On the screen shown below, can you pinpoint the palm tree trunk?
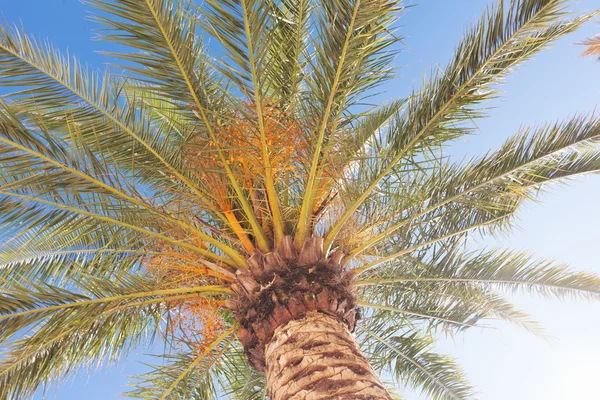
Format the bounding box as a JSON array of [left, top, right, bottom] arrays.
[[265, 311, 392, 400]]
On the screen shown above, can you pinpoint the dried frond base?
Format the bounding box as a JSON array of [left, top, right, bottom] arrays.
[[226, 236, 358, 371]]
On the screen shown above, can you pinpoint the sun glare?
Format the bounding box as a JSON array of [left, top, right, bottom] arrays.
[[555, 359, 599, 400]]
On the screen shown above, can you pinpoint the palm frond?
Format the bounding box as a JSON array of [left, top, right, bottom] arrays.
[[0, 237, 145, 284], [296, 0, 402, 247], [358, 301, 483, 331], [87, 0, 270, 249], [0, 279, 164, 399], [0, 191, 236, 272], [264, 0, 312, 109], [351, 114, 600, 259], [88, 0, 214, 108], [0, 270, 230, 341], [324, 0, 596, 250], [128, 327, 235, 400], [482, 292, 544, 336], [357, 241, 548, 335], [218, 344, 267, 400], [358, 322, 473, 400], [0, 22, 218, 206], [359, 269, 542, 336], [357, 248, 600, 300], [126, 353, 221, 400], [0, 101, 238, 254]]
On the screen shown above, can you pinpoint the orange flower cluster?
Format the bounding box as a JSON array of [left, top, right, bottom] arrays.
[[167, 297, 226, 356], [187, 103, 308, 209], [146, 240, 229, 354], [221, 104, 308, 185], [147, 239, 232, 285]]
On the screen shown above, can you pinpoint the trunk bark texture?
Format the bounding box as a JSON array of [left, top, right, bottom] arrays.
[[265, 311, 392, 400]]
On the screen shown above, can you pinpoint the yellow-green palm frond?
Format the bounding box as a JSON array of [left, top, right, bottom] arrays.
[[1, 0, 600, 399]]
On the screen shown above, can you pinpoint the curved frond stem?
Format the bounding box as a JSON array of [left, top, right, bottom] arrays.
[[295, 0, 362, 248], [324, 1, 588, 251], [354, 215, 507, 276], [0, 191, 238, 275], [222, 209, 257, 253], [357, 301, 480, 329], [241, 0, 286, 245], [0, 135, 246, 263], [0, 285, 232, 321], [348, 118, 600, 259], [159, 326, 235, 400], [357, 322, 465, 400], [138, 0, 267, 251]]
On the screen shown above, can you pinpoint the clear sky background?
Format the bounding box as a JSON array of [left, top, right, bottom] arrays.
[[0, 0, 598, 399]]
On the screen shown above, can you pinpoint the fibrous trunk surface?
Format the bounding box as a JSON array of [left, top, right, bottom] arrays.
[[227, 236, 358, 371], [265, 311, 392, 400], [227, 235, 392, 398]]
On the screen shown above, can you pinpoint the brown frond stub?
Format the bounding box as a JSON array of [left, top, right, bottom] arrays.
[[226, 236, 359, 371]]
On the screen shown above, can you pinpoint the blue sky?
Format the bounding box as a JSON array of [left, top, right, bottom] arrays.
[[1, 0, 599, 399]]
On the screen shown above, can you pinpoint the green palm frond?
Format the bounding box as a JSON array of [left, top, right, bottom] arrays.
[[0, 178, 147, 283], [0, 190, 236, 269], [358, 322, 473, 400], [481, 293, 544, 336], [198, 0, 277, 95], [0, 10, 251, 247], [0, 271, 230, 399], [0, 271, 230, 341], [126, 328, 236, 400], [358, 262, 544, 336], [324, 0, 596, 250], [358, 248, 600, 300], [0, 25, 179, 174], [356, 241, 600, 339], [358, 300, 485, 331], [126, 337, 265, 400], [262, 0, 312, 109], [126, 353, 221, 400], [296, 0, 403, 246], [88, 0, 215, 109], [218, 345, 267, 400], [0, 244, 146, 283], [0, 308, 155, 399], [350, 114, 600, 261], [0, 296, 153, 398]]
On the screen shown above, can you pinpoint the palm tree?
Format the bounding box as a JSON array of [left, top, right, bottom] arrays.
[[1, 0, 599, 398]]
